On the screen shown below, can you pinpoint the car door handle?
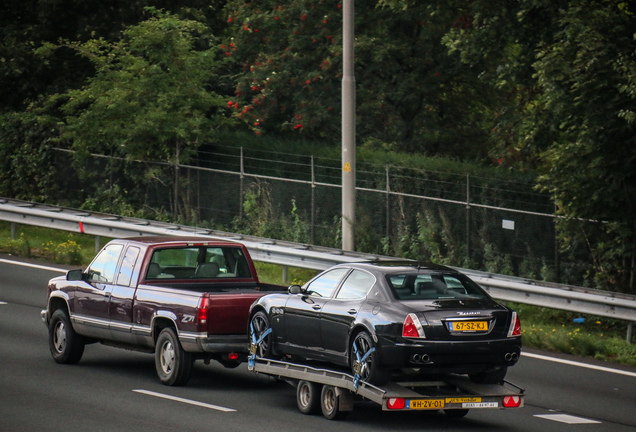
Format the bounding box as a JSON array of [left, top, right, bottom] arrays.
[[312, 305, 322, 310], [347, 309, 357, 314]]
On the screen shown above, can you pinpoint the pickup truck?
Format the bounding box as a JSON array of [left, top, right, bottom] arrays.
[[41, 236, 285, 386]]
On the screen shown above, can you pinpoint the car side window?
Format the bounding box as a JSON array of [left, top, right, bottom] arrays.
[[87, 244, 124, 283], [336, 269, 375, 299], [305, 268, 350, 298]]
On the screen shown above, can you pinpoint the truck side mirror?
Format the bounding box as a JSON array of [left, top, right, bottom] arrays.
[[288, 285, 302, 294], [66, 269, 85, 281]]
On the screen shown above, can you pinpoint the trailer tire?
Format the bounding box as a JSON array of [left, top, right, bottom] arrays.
[[296, 380, 321, 415], [350, 331, 390, 386], [320, 385, 349, 420], [249, 311, 273, 358], [155, 327, 192, 386], [445, 409, 469, 418], [49, 309, 85, 364]]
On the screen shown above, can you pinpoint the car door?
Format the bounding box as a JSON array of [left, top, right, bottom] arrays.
[[320, 269, 376, 359], [283, 268, 350, 352], [72, 243, 124, 339]]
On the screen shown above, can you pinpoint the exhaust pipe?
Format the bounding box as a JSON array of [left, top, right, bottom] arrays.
[[410, 354, 431, 364], [505, 352, 519, 362]]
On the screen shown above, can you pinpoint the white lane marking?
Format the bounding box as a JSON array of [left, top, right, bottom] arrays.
[[0, 302, 6, 305], [535, 414, 601, 424], [133, 389, 236, 412], [523, 352, 636, 378], [0, 258, 66, 273]]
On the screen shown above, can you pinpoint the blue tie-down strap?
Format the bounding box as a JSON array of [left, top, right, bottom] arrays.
[[248, 323, 272, 370], [352, 341, 375, 390]]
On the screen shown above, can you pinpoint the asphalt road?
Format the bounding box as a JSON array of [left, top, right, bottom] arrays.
[[1, 257, 635, 432]]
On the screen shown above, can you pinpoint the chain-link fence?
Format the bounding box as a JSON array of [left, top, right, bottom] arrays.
[[53, 145, 591, 285]]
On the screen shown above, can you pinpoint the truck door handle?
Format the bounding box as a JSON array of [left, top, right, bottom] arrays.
[[312, 305, 322, 310], [347, 309, 357, 314]]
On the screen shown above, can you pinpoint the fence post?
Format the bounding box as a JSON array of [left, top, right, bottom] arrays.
[[386, 165, 391, 242], [466, 174, 471, 262], [239, 147, 244, 220], [311, 155, 316, 245]]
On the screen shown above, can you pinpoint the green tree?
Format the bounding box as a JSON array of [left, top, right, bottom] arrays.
[[38, 9, 232, 219], [223, 0, 494, 159]]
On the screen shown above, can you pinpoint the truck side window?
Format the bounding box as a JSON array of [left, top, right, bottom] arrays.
[[116, 246, 140, 286], [87, 244, 124, 283]]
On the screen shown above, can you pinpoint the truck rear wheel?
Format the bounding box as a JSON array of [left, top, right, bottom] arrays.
[[155, 327, 192, 386], [49, 309, 84, 364], [297, 380, 321, 415]]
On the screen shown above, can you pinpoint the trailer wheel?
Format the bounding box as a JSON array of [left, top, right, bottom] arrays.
[[249, 311, 272, 358], [444, 409, 469, 418], [296, 380, 321, 415], [49, 309, 84, 364], [320, 385, 349, 420], [155, 327, 192, 386]]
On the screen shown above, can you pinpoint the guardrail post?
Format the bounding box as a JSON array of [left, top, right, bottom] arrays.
[[95, 236, 101, 254], [628, 322, 633, 344], [11, 222, 16, 240], [281, 265, 289, 285]]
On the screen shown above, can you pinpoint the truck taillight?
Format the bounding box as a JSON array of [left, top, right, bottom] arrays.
[[403, 313, 425, 338], [507, 312, 521, 337], [197, 295, 211, 325]]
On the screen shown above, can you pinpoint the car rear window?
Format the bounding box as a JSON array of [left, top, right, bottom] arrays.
[[387, 273, 489, 300]]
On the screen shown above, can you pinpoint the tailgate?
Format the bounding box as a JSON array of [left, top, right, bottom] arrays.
[[206, 292, 266, 334]]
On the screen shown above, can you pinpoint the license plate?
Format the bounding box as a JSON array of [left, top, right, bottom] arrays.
[[448, 321, 488, 332], [408, 399, 445, 410]]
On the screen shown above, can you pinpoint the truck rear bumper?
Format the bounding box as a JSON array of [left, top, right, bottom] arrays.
[[180, 332, 250, 354]]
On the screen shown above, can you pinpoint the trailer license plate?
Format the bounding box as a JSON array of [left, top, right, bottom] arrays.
[[449, 321, 488, 332], [408, 399, 445, 410]]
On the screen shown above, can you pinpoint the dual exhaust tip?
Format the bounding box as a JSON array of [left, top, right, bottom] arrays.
[[410, 352, 518, 364]]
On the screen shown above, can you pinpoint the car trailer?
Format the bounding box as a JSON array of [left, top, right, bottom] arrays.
[[248, 357, 525, 420]]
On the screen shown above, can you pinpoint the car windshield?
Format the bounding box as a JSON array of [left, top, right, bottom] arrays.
[[387, 272, 489, 301]]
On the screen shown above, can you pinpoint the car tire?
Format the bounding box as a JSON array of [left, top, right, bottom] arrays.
[[249, 310, 273, 359], [296, 380, 322, 415], [350, 331, 391, 386], [469, 366, 508, 384], [155, 327, 192, 386], [49, 309, 85, 364]]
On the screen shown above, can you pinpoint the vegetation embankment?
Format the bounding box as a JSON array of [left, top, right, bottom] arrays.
[[2, 222, 634, 367]]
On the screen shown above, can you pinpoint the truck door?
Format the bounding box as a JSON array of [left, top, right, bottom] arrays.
[[108, 245, 141, 344], [72, 243, 124, 340]]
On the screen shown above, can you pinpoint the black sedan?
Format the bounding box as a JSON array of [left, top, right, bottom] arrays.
[[249, 261, 521, 386]]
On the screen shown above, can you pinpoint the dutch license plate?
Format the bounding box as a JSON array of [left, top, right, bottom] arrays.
[[449, 321, 488, 332], [408, 399, 445, 410]]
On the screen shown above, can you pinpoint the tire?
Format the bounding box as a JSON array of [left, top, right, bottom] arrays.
[[49, 309, 84, 364], [155, 327, 192, 386], [320, 385, 349, 420], [469, 366, 508, 384], [350, 331, 390, 386], [444, 409, 469, 418], [249, 311, 272, 358], [296, 380, 322, 415]]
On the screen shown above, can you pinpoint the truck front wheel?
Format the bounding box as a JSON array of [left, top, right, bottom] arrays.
[[49, 309, 84, 364], [155, 327, 192, 386]]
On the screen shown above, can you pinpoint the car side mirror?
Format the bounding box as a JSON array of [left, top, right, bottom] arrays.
[[288, 284, 302, 294], [66, 269, 85, 281]]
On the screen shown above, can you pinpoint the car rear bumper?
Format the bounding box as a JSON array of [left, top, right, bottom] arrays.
[[377, 337, 522, 371]]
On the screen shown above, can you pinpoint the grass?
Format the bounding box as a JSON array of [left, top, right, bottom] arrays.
[[2, 221, 634, 367]]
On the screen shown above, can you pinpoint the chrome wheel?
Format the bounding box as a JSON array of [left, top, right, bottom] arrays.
[[159, 340, 176, 375], [53, 321, 67, 354]]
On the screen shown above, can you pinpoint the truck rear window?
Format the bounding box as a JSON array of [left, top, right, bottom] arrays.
[[146, 246, 252, 280]]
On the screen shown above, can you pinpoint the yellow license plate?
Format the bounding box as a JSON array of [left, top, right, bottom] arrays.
[[408, 399, 445, 410], [449, 321, 488, 332]]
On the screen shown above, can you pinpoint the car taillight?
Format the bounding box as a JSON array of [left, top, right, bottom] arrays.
[[403, 313, 425, 338], [507, 312, 521, 337], [197, 294, 211, 325]]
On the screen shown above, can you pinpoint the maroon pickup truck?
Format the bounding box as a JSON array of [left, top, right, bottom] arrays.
[[41, 236, 285, 385]]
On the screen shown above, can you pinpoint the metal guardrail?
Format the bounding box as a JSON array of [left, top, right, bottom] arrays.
[[1, 197, 634, 342]]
